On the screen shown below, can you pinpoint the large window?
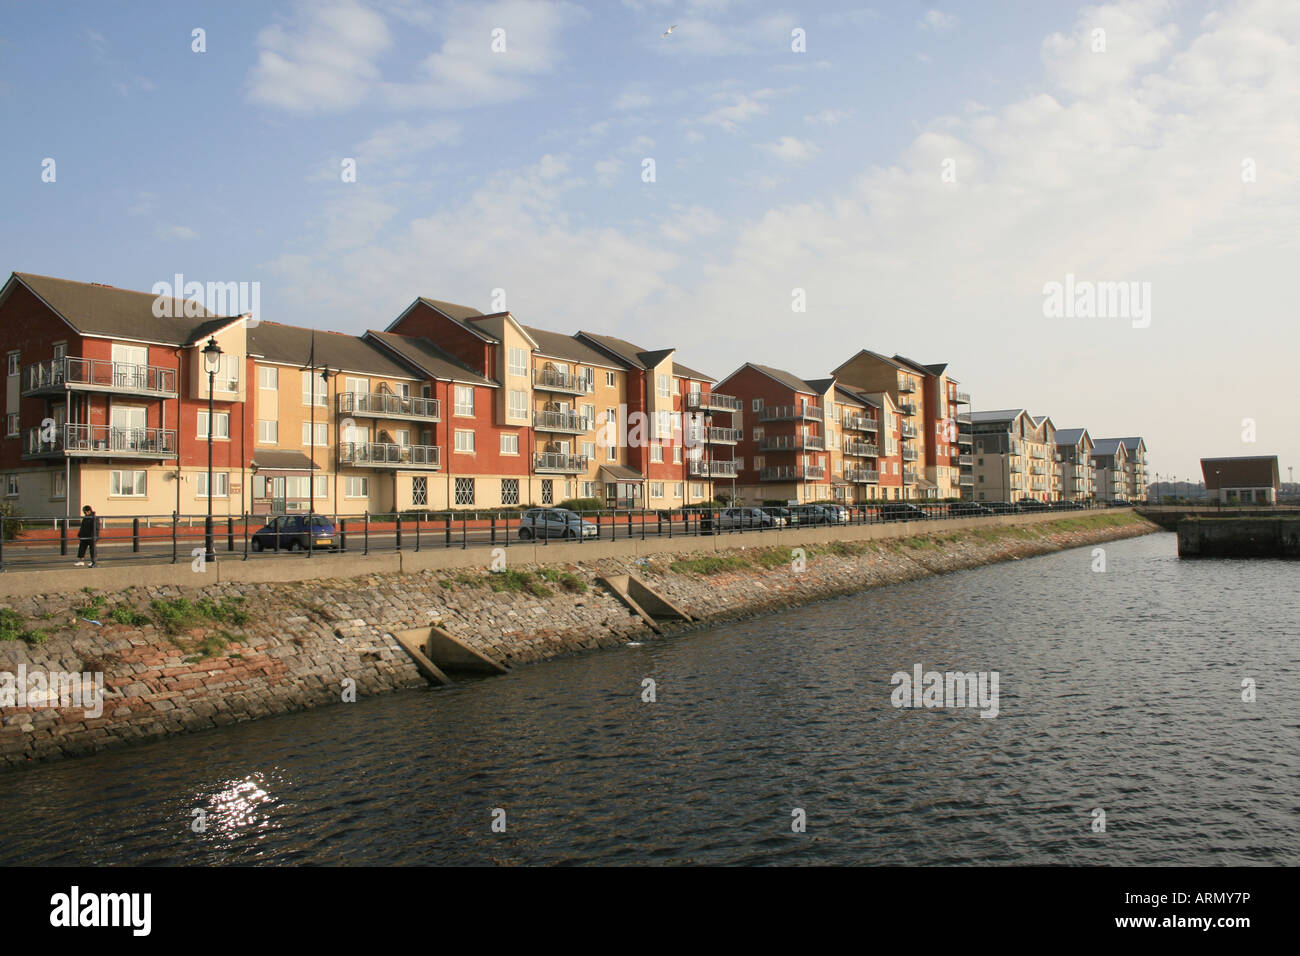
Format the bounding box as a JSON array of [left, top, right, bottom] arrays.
[[657, 374, 671, 398], [508, 389, 528, 420], [52, 471, 66, 499], [454, 385, 474, 416], [257, 419, 278, 444], [455, 429, 475, 453], [454, 477, 474, 506], [110, 470, 147, 497], [5, 413, 16, 437], [501, 433, 519, 455], [649, 482, 664, 498], [508, 347, 528, 377], [258, 366, 278, 390], [198, 410, 230, 439], [301, 370, 328, 406], [346, 476, 369, 498], [196, 472, 229, 498], [301, 422, 328, 446], [501, 478, 519, 505]]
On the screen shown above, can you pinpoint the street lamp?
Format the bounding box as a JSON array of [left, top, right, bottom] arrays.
[[202, 336, 222, 563]]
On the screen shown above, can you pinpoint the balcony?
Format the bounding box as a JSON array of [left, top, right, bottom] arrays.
[[846, 467, 879, 483], [338, 391, 440, 422], [1030, 465, 1046, 475], [1030, 448, 1046, 459], [955, 411, 972, 424], [25, 423, 177, 459], [897, 379, 916, 393], [897, 402, 918, 416], [758, 404, 821, 422], [24, 357, 177, 399], [688, 458, 739, 477], [960, 474, 974, 486], [533, 410, 591, 434], [687, 426, 743, 445], [957, 430, 973, 446], [686, 391, 743, 413], [958, 454, 973, 467], [760, 465, 825, 482], [1009, 461, 1024, 473], [534, 452, 589, 474], [759, 434, 824, 452], [843, 415, 879, 432], [533, 368, 593, 395], [904, 468, 920, 483], [338, 442, 441, 469], [844, 441, 879, 457], [900, 423, 918, 438], [902, 447, 918, 462], [954, 390, 971, 404]]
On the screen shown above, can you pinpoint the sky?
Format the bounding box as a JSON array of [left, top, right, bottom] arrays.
[[2, 0, 1297, 483]]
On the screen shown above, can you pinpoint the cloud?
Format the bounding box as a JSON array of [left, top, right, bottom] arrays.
[[159, 225, 200, 241], [247, 0, 583, 112], [697, 89, 775, 131], [804, 109, 850, 126], [758, 136, 819, 163], [919, 10, 959, 32], [660, 205, 723, 242]]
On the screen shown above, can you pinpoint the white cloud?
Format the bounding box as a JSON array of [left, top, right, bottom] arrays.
[[698, 89, 775, 131], [804, 109, 850, 126], [919, 10, 959, 32], [759, 136, 819, 163], [159, 225, 200, 241], [660, 205, 723, 242]]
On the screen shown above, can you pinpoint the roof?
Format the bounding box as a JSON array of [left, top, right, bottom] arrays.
[[1054, 428, 1090, 446], [747, 363, 821, 395], [891, 354, 935, 377], [1091, 438, 1126, 457], [523, 326, 620, 369], [832, 349, 907, 375], [803, 377, 836, 395], [251, 450, 319, 471], [6, 271, 236, 346], [600, 463, 644, 481], [970, 409, 1027, 424], [671, 361, 715, 383], [833, 385, 870, 407], [418, 296, 486, 325], [1201, 456, 1279, 489], [385, 297, 494, 340], [248, 323, 415, 379], [1117, 437, 1146, 453], [576, 331, 670, 371], [366, 332, 495, 386]]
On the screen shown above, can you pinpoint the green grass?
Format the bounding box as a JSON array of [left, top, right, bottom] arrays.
[[537, 567, 588, 593], [668, 554, 753, 575], [110, 605, 152, 627], [489, 568, 553, 597], [0, 607, 47, 645], [73, 594, 106, 619], [149, 596, 249, 634]]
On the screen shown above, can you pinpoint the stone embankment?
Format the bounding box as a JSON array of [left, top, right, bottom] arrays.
[[0, 512, 1158, 769]]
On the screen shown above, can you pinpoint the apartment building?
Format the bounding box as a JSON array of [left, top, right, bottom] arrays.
[[1028, 415, 1058, 501], [832, 351, 971, 499], [716, 364, 834, 505], [1115, 437, 1148, 501], [1090, 438, 1130, 502], [826, 386, 882, 503], [969, 409, 1041, 503], [0, 272, 250, 518], [1053, 428, 1095, 500]]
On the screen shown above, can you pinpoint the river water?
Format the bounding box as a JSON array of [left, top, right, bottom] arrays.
[[2, 532, 1296, 866]]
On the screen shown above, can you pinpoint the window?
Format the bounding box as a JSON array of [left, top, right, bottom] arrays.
[[258, 420, 278, 444], [301, 370, 328, 406], [5, 475, 17, 497], [501, 478, 520, 505], [314, 475, 328, 499], [582, 481, 598, 498], [301, 422, 328, 446], [752, 398, 762, 411], [51, 471, 66, 499], [197, 411, 230, 439], [454, 385, 474, 416], [285, 476, 311, 498], [581, 441, 595, 460], [753, 427, 764, 441], [541, 479, 553, 505], [650, 445, 663, 463], [258, 366, 278, 390], [673, 446, 682, 464], [508, 389, 528, 420], [657, 374, 671, 398], [110, 470, 147, 497], [508, 347, 528, 377], [754, 456, 765, 469], [650, 482, 664, 498], [673, 483, 683, 498], [454, 477, 474, 506], [346, 476, 370, 498], [501, 433, 520, 455], [691, 483, 704, 498], [605, 370, 615, 387], [607, 443, 617, 462], [196, 472, 229, 498], [215, 354, 240, 392], [5, 413, 16, 437], [455, 429, 475, 453], [413, 476, 429, 506], [656, 410, 671, 438], [581, 403, 596, 423], [344, 376, 369, 396], [7, 352, 19, 376]]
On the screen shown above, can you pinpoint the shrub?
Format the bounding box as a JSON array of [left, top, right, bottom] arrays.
[[0, 607, 48, 645], [0, 502, 23, 541], [556, 497, 603, 513]]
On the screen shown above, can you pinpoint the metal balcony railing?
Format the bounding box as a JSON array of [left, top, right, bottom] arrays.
[[758, 404, 821, 422], [901, 423, 918, 438], [533, 452, 589, 473], [845, 467, 879, 483], [24, 357, 177, 396], [533, 368, 594, 394], [686, 391, 743, 412], [843, 415, 879, 432], [688, 458, 739, 477], [25, 423, 178, 458], [337, 391, 440, 420], [844, 441, 879, 457], [687, 426, 743, 444], [954, 390, 971, 404], [338, 442, 441, 468], [759, 434, 824, 451], [759, 465, 825, 481], [902, 448, 918, 461], [533, 410, 591, 433]]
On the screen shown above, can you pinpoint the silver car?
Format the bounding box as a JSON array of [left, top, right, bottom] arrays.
[[516, 507, 599, 540], [718, 507, 781, 529]]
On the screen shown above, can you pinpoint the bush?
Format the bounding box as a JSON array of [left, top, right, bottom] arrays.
[[0, 502, 23, 541], [0, 607, 47, 645], [556, 497, 603, 513]]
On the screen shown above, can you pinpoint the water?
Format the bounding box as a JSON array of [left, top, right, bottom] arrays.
[[2, 532, 1296, 865]]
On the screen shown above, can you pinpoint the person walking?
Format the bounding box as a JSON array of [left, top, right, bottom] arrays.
[[75, 504, 98, 567]]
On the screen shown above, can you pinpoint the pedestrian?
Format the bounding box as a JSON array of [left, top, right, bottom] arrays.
[[75, 504, 98, 567]]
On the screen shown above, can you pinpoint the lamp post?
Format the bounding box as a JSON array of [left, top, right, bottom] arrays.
[[202, 337, 222, 563]]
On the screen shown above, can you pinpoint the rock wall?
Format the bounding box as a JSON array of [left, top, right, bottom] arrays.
[[0, 513, 1159, 769]]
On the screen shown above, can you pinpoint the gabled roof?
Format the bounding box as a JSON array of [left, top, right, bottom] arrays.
[[1091, 438, 1127, 457], [249, 323, 416, 378], [970, 409, 1027, 424], [522, 326, 618, 369], [575, 331, 671, 371], [4, 271, 239, 347], [1201, 456, 1279, 489], [923, 362, 953, 380], [1054, 427, 1091, 447], [832, 349, 907, 375], [743, 363, 821, 395], [365, 331, 496, 386], [891, 354, 936, 377], [671, 361, 715, 383], [833, 385, 871, 407], [803, 377, 836, 395], [385, 297, 495, 341], [1117, 437, 1146, 454]]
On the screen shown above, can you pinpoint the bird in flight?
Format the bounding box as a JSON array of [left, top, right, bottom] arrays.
[[662, 24, 677, 38]]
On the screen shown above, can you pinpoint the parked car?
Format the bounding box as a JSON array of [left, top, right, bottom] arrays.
[[822, 504, 852, 523], [948, 501, 993, 517], [1016, 499, 1050, 512], [790, 504, 835, 525], [760, 506, 794, 527], [878, 502, 928, 522], [983, 501, 1017, 515], [1050, 500, 1086, 510], [516, 507, 599, 540], [1108, 499, 1132, 508], [251, 514, 337, 552], [718, 507, 780, 529]]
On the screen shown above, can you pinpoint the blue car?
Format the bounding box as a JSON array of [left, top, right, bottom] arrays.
[[251, 514, 337, 552]]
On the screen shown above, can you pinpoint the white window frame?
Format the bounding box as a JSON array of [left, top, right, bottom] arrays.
[[110, 470, 147, 497], [501, 433, 519, 455], [196, 472, 230, 498], [455, 429, 475, 453], [197, 410, 230, 440], [346, 476, 370, 498], [508, 347, 528, 377], [5, 412, 17, 437], [301, 421, 328, 446], [258, 366, 278, 391], [257, 419, 278, 444], [454, 385, 474, 417]]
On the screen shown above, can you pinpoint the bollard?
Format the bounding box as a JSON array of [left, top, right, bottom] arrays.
[[227, 516, 235, 551], [415, 515, 421, 552], [445, 513, 452, 548], [171, 513, 178, 563], [363, 513, 370, 555], [132, 517, 140, 553], [60, 518, 68, 556], [339, 518, 347, 552], [395, 516, 402, 551]]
